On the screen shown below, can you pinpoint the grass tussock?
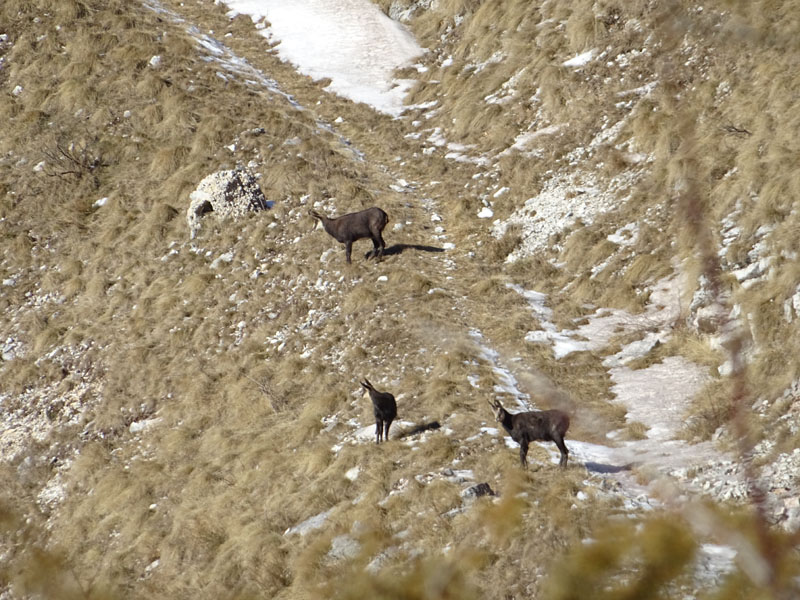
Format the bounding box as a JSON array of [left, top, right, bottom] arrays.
[[543, 516, 697, 599], [682, 379, 739, 442]]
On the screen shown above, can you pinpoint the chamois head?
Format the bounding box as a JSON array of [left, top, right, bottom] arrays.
[[487, 398, 507, 423]]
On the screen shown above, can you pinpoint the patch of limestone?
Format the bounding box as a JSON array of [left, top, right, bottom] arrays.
[[186, 168, 271, 238]]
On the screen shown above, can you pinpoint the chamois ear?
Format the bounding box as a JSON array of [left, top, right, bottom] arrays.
[[309, 209, 321, 230]]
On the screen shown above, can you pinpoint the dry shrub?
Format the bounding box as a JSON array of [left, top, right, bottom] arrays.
[[623, 420, 649, 441], [543, 516, 697, 599], [564, 1, 600, 51], [621, 248, 671, 291], [682, 379, 738, 442], [181, 272, 216, 296], [149, 145, 191, 179], [141, 203, 180, 242], [486, 223, 522, 262], [342, 282, 380, 314]]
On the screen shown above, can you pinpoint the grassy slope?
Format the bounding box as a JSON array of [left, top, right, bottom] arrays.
[[1, 0, 799, 598], [393, 0, 800, 395], [387, 0, 800, 445]]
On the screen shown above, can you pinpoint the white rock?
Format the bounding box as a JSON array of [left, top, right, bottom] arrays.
[[129, 417, 163, 434], [186, 169, 271, 239], [327, 535, 360, 562], [144, 559, 160, 574], [210, 251, 234, 269], [284, 509, 332, 536]]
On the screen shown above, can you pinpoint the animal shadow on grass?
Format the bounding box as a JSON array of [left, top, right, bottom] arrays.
[[584, 461, 635, 474], [366, 243, 445, 259]]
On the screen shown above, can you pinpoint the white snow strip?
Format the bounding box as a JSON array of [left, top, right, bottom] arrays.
[[500, 125, 562, 156], [469, 329, 531, 410], [225, 0, 423, 116], [562, 49, 595, 67]]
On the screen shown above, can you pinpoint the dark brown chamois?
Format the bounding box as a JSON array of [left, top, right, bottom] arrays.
[[360, 379, 397, 443], [487, 398, 570, 468], [309, 207, 389, 263]]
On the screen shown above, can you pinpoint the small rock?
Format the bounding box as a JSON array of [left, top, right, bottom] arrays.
[[210, 251, 234, 269], [461, 482, 496, 501], [326, 535, 360, 562]]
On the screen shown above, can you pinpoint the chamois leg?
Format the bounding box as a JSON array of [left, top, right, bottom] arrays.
[[345, 241, 353, 264], [375, 419, 383, 443], [372, 233, 386, 261], [384, 419, 392, 442], [367, 237, 379, 259], [519, 439, 529, 468], [554, 436, 569, 469]]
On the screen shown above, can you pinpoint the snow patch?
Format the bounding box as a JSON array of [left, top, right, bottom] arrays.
[[562, 49, 596, 67], [225, 0, 423, 116]]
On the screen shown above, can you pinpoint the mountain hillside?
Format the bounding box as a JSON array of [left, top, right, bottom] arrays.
[[1, 0, 799, 598]]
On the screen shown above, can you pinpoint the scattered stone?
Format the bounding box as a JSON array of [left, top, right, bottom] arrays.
[[284, 509, 332, 537], [129, 417, 163, 434], [210, 251, 234, 269], [461, 482, 496, 501]]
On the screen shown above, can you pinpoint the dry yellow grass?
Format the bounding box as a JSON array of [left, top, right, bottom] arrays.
[[2, 0, 800, 598]]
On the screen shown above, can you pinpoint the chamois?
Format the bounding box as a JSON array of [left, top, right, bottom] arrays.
[[360, 379, 397, 444], [309, 207, 389, 263], [487, 399, 570, 468]]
